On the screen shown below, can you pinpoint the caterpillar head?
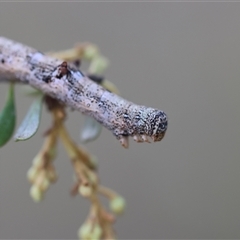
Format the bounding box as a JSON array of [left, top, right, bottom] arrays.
[[118, 108, 168, 148], [147, 109, 168, 142]]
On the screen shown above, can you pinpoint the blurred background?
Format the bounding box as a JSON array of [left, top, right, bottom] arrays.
[[1, 2, 240, 239]]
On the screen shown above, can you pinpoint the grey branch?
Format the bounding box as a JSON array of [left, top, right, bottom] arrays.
[[0, 37, 168, 148]]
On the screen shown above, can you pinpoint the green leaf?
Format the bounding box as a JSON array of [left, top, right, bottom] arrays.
[[14, 94, 43, 141], [80, 116, 102, 143], [0, 83, 16, 147]]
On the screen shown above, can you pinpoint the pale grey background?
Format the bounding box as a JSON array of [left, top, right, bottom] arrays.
[[1, 2, 240, 239]]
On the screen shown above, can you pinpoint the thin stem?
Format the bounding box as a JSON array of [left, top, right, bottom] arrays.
[[58, 122, 93, 169]]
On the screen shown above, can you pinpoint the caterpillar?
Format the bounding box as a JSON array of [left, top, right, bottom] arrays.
[[0, 37, 168, 148]]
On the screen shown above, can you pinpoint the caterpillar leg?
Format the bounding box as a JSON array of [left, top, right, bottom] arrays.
[[119, 136, 129, 148]]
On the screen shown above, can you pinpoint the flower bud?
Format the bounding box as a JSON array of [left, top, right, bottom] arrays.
[[41, 178, 50, 191], [83, 45, 99, 61], [30, 185, 43, 202], [91, 224, 102, 240], [32, 154, 42, 167], [110, 196, 126, 215], [89, 56, 109, 75], [78, 184, 93, 197], [78, 223, 92, 239], [27, 167, 38, 182]]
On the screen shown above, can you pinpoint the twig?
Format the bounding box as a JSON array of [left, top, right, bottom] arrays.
[[0, 37, 168, 148]]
